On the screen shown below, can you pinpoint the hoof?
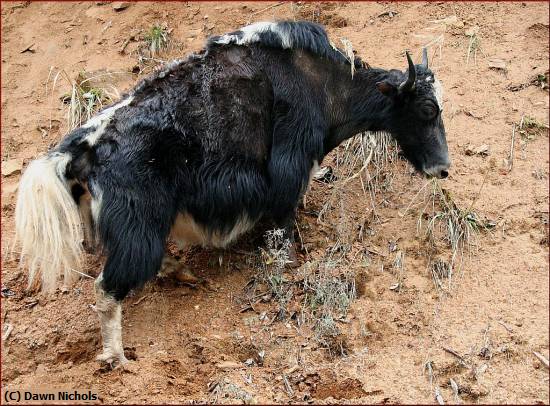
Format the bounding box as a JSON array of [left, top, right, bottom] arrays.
[[96, 351, 129, 369], [286, 244, 300, 268], [174, 267, 201, 285]]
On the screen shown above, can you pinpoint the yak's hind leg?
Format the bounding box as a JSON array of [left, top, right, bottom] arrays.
[[92, 185, 173, 367], [158, 255, 201, 285], [94, 274, 127, 365]]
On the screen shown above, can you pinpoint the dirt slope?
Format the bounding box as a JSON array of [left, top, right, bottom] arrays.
[[1, 2, 549, 404]]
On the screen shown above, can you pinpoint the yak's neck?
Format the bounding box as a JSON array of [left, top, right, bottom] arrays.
[[324, 68, 393, 154]]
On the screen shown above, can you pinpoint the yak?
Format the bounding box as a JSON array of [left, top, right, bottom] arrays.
[[15, 21, 450, 366]]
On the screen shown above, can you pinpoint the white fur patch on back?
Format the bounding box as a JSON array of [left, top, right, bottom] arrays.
[[213, 22, 292, 49], [83, 96, 134, 146], [433, 78, 443, 110]]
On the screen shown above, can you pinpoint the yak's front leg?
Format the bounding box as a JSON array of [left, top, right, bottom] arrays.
[[268, 103, 325, 268]]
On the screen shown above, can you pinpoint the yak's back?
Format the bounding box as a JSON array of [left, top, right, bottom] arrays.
[[115, 46, 274, 163], [208, 20, 363, 69]]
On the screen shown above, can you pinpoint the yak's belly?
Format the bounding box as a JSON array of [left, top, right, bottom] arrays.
[[169, 213, 255, 249]]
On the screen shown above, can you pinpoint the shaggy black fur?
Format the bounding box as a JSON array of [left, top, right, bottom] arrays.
[[56, 21, 450, 301]]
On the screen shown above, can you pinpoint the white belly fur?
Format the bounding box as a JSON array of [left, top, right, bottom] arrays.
[[169, 213, 255, 249], [171, 160, 320, 249]]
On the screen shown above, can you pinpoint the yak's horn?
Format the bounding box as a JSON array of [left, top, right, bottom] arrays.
[[399, 51, 416, 92]]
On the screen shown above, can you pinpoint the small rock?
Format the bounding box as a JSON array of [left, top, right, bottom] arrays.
[[437, 15, 461, 27], [187, 30, 200, 38], [2, 159, 23, 177], [465, 25, 479, 36], [112, 2, 130, 11], [1, 182, 18, 201], [465, 144, 490, 156], [216, 361, 242, 370], [1, 287, 16, 298], [20, 43, 35, 53], [451, 20, 464, 28], [378, 10, 398, 18], [488, 58, 507, 71]]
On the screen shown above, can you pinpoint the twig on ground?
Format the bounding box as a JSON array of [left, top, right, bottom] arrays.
[[497, 320, 514, 333], [249, 1, 285, 17], [533, 351, 549, 369], [442, 346, 469, 366], [282, 374, 294, 397], [132, 295, 149, 306], [423, 360, 434, 386], [2, 324, 13, 342], [449, 378, 460, 403], [119, 38, 131, 54], [507, 123, 517, 171], [435, 386, 445, 405]]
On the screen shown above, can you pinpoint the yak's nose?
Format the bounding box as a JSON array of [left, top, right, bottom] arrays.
[[424, 161, 451, 179]]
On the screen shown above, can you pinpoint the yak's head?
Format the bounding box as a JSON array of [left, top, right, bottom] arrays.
[[376, 49, 450, 178]]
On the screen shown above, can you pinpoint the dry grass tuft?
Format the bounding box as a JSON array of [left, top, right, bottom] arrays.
[[430, 258, 452, 292], [53, 70, 122, 131], [304, 131, 400, 350], [132, 23, 182, 76], [301, 255, 356, 356], [466, 32, 481, 65], [259, 229, 294, 319], [402, 178, 494, 291], [144, 23, 170, 57], [518, 115, 549, 142], [318, 131, 399, 225]]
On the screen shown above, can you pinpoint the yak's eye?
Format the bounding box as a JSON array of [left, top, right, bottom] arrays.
[[419, 101, 438, 120]]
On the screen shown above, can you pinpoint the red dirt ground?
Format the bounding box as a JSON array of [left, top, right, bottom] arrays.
[[1, 2, 549, 404]]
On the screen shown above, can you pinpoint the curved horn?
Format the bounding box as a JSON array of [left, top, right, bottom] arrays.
[[399, 51, 416, 92], [421, 47, 429, 69]]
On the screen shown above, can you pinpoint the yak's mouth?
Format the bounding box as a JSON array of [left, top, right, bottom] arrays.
[[398, 149, 450, 179], [422, 161, 451, 179]]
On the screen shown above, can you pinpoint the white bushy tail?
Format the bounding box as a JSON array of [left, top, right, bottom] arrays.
[[14, 152, 84, 292]]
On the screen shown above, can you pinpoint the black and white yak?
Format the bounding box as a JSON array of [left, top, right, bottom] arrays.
[[15, 21, 450, 366]]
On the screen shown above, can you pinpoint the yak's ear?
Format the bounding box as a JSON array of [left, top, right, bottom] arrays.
[[376, 81, 398, 98]]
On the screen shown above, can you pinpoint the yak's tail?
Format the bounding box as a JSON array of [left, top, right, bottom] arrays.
[[14, 152, 84, 292]]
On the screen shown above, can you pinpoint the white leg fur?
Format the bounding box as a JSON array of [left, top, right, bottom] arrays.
[[94, 274, 128, 366]]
